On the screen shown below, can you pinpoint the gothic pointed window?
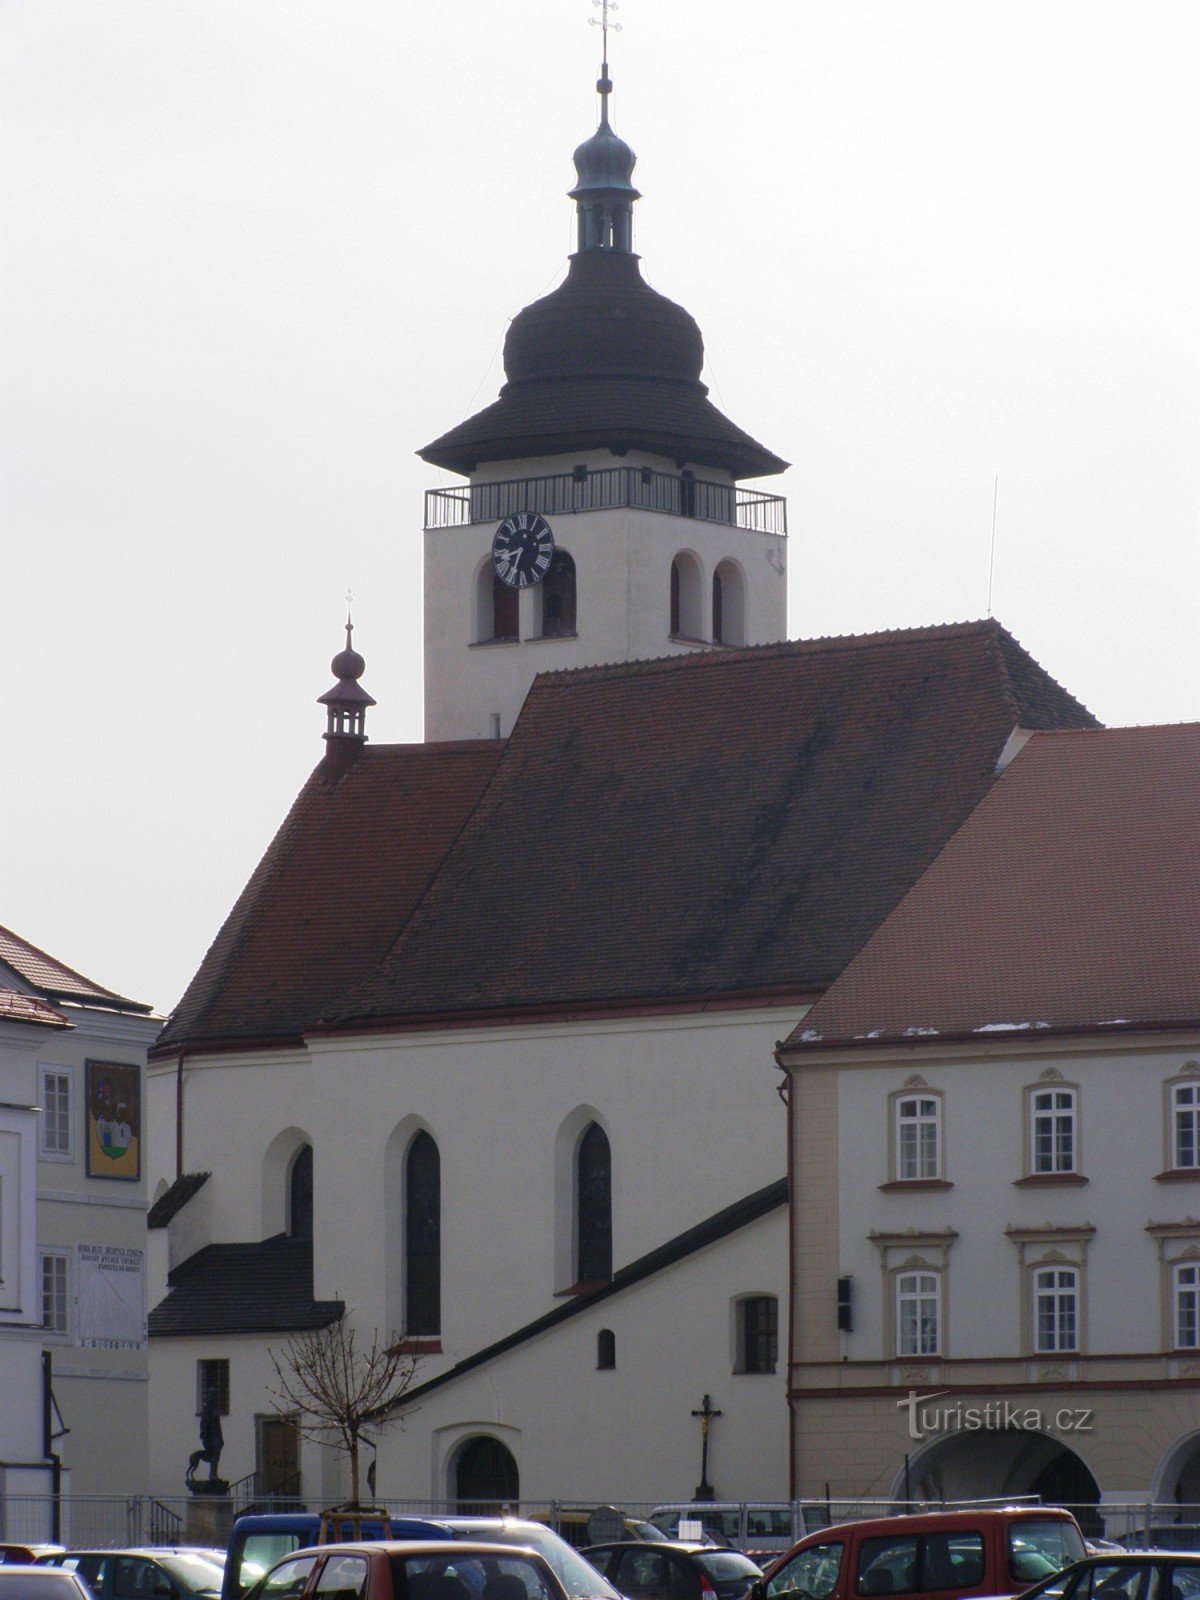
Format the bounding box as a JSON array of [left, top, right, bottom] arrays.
[[406, 1131, 441, 1336], [289, 1145, 313, 1240], [576, 1122, 612, 1284]]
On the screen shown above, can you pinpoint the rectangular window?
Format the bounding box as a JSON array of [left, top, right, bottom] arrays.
[[1174, 1084, 1200, 1170], [896, 1097, 940, 1181], [896, 1271, 940, 1357], [42, 1251, 69, 1335], [39, 1066, 74, 1161], [1033, 1266, 1078, 1352], [1176, 1264, 1200, 1349], [1031, 1089, 1076, 1174], [737, 1295, 779, 1373], [197, 1357, 230, 1414]]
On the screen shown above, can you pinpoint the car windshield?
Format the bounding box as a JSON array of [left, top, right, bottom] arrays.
[[1009, 1523, 1088, 1585], [159, 1556, 225, 1593], [696, 1556, 763, 1582], [439, 1525, 621, 1600]]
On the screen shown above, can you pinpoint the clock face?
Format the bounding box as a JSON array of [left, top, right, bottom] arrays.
[[492, 512, 555, 589]]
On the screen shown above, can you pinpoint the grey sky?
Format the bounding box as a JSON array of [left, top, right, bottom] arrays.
[[2, 1, 1197, 1015]]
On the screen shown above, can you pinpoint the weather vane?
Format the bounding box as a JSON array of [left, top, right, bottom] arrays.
[[590, 0, 621, 60]]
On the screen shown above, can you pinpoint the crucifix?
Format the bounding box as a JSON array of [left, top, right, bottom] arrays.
[[691, 1392, 722, 1502]]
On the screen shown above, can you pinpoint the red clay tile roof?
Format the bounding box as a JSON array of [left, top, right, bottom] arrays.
[[783, 722, 1200, 1050], [0, 924, 151, 1013], [155, 622, 1097, 1055], [333, 622, 1095, 1027], [0, 989, 70, 1028], [153, 740, 506, 1055]]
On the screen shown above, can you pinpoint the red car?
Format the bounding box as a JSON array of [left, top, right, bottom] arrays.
[[246, 1541, 570, 1600]]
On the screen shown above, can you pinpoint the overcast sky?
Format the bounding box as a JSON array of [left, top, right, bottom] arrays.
[[2, 1, 1197, 1017]]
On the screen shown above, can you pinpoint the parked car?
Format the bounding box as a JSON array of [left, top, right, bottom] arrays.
[[1016, 1550, 1200, 1600], [649, 1511, 799, 1561], [243, 1541, 571, 1600], [753, 1508, 1087, 1600], [37, 1550, 224, 1600], [539, 1514, 666, 1551], [584, 1541, 763, 1600], [0, 1570, 93, 1600], [223, 1514, 456, 1600], [434, 1520, 624, 1600], [1115, 1531, 1200, 1554]]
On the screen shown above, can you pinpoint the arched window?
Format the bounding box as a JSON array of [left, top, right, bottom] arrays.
[[289, 1145, 313, 1240], [670, 554, 702, 640], [453, 1434, 519, 1513], [405, 1131, 441, 1336], [537, 550, 577, 637], [713, 560, 746, 646], [597, 1328, 616, 1369], [576, 1122, 612, 1284], [476, 562, 519, 642]]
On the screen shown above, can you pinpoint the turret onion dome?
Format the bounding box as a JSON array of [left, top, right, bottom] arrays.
[[420, 67, 787, 483]]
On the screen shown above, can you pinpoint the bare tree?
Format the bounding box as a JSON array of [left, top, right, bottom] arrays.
[[268, 1317, 420, 1509]]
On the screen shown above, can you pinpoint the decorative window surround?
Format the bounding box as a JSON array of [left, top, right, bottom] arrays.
[[888, 1079, 945, 1184], [1146, 1218, 1200, 1350], [1024, 1071, 1082, 1178], [1006, 1223, 1094, 1357], [871, 1227, 958, 1362]]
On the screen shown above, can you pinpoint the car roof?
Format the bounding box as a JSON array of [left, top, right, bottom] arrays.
[[288, 1542, 542, 1560], [799, 1508, 1076, 1542], [585, 1544, 721, 1556], [1070, 1555, 1200, 1564]]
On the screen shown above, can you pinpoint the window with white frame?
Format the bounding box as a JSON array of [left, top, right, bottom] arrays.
[[41, 1250, 69, 1336], [1033, 1265, 1079, 1352], [1176, 1263, 1200, 1349], [1031, 1087, 1077, 1174], [39, 1065, 73, 1161], [1173, 1083, 1200, 1170], [896, 1271, 940, 1356], [896, 1096, 941, 1181]]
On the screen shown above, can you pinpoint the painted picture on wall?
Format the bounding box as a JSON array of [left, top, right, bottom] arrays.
[[85, 1059, 141, 1180]]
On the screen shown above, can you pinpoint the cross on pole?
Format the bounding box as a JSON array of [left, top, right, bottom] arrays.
[[691, 1393, 722, 1502]]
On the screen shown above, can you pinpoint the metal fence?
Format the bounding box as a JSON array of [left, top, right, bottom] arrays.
[[424, 468, 787, 537], [6, 1492, 1200, 1554]]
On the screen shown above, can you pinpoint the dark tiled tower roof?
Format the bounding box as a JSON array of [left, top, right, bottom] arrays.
[[419, 69, 786, 482]]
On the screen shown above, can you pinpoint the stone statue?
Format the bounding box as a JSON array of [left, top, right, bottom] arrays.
[[186, 1390, 228, 1494]]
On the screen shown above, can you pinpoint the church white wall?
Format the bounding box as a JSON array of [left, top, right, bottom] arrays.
[[302, 1008, 797, 1360], [423, 449, 787, 742], [378, 1204, 789, 1505]]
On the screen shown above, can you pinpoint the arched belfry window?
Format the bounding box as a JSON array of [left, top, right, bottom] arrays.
[[576, 1122, 612, 1284], [289, 1145, 313, 1241], [597, 1328, 616, 1369], [537, 551, 577, 638], [713, 560, 746, 646], [670, 554, 702, 640], [405, 1131, 441, 1336]]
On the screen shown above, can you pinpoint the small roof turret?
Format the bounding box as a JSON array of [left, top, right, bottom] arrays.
[[318, 612, 376, 782]]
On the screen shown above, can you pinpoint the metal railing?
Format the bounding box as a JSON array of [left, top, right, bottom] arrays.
[[425, 467, 786, 536]]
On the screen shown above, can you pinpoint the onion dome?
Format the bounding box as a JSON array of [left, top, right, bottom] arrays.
[[318, 615, 376, 780], [419, 66, 786, 482]]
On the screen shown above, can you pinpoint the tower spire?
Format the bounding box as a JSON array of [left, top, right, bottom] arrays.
[[573, 0, 638, 252]]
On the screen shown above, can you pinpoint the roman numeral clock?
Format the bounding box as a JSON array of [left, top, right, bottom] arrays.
[[492, 513, 555, 589]]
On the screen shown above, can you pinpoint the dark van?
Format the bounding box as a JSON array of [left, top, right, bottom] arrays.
[[754, 1508, 1087, 1600], [222, 1515, 452, 1600]]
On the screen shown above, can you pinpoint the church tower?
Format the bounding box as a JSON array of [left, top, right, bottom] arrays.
[[419, 50, 788, 743]]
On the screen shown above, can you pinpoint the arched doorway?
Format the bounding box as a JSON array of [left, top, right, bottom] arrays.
[[453, 1434, 520, 1513], [895, 1428, 1101, 1534]]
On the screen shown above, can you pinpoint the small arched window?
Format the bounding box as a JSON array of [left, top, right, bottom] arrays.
[[537, 550, 577, 637], [576, 1122, 612, 1285], [713, 560, 746, 646], [405, 1131, 441, 1335], [670, 554, 702, 640], [597, 1328, 616, 1369], [289, 1145, 313, 1241]]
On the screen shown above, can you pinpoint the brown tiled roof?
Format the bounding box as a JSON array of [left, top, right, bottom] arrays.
[[0, 923, 151, 1013], [152, 740, 506, 1055], [0, 989, 70, 1028], [332, 621, 1096, 1027], [783, 722, 1200, 1050], [156, 622, 1096, 1055]]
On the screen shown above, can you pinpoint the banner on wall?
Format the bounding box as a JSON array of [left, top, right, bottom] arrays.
[[85, 1059, 141, 1180]]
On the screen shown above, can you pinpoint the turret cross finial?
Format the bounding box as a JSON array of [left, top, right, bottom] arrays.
[[590, 0, 621, 66]]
